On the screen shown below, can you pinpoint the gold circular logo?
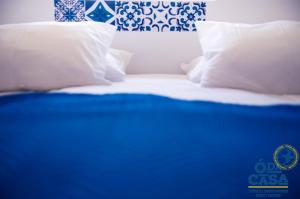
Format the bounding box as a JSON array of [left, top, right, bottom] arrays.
[[273, 144, 298, 170]]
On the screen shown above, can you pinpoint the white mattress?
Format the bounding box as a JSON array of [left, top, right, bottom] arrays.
[[2, 75, 300, 105]]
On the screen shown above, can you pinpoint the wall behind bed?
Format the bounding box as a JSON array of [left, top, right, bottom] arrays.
[[1, 0, 300, 74]]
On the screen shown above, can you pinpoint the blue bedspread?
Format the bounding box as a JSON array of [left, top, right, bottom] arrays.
[[0, 93, 299, 199]]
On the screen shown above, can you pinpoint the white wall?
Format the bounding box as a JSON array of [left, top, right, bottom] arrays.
[[0, 0, 54, 24], [207, 0, 300, 23], [0, 0, 299, 74]]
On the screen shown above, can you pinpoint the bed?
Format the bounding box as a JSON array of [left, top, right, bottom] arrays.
[[1, 74, 300, 199]]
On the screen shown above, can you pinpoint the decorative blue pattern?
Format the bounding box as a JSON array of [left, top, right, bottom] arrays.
[[177, 2, 206, 31], [86, 0, 115, 25], [54, 0, 85, 22], [115, 1, 144, 31], [54, 0, 207, 32], [143, 2, 178, 32]]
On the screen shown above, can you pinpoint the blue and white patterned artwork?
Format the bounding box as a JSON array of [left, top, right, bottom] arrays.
[[54, 0, 207, 32], [55, 0, 85, 22]]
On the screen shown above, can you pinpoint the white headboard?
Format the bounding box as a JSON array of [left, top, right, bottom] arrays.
[[112, 32, 201, 74]]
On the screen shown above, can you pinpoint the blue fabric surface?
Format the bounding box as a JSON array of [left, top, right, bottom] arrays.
[[0, 93, 299, 199]]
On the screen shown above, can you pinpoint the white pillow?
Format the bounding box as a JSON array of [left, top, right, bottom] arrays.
[[180, 56, 204, 83], [0, 22, 116, 92], [195, 21, 300, 95], [105, 48, 133, 82]]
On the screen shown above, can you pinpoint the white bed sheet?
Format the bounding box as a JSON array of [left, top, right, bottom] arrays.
[[1, 75, 300, 106], [56, 74, 300, 105]]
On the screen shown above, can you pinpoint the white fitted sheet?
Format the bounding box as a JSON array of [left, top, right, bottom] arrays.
[[55, 75, 300, 105], [1, 75, 300, 105]]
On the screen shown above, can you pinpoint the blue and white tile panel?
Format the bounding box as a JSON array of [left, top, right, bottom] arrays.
[[54, 0, 207, 32]]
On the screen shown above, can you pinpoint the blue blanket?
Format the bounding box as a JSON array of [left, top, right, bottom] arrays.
[[0, 93, 299, 199]]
